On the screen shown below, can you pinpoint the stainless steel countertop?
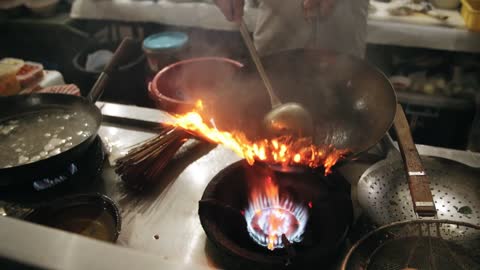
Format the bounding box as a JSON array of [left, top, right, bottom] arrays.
[[1, 102, 480, 270]]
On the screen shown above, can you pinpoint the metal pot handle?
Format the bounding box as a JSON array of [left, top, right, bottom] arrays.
[[87, 37, 136, 103]]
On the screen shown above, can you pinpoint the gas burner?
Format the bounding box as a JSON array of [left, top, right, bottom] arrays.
[[32, 163, 80, 191], [199, 160, 353, 269], [0, 136, 105, 202], [245, 176, 309, 251]]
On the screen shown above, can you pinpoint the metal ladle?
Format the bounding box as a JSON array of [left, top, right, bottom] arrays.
[[238, 21, 314, 138]]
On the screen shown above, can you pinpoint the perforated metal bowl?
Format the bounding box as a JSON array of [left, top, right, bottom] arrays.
[[357, 156, 480, 228]]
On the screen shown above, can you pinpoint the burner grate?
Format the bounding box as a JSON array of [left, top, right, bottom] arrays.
[[199, 160, 353, 268]]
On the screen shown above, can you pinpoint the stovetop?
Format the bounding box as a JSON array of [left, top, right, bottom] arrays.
[[2, 102, 480, 270], [96, 103, 480, 270]]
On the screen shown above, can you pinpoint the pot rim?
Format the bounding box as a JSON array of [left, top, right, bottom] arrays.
[[148, 57, 244, 108]]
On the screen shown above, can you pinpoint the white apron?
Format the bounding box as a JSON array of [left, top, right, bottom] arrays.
[[253, 0, 369, 58]]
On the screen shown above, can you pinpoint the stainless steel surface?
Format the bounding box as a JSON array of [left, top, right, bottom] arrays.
[[1, 102, 480, 269], [98, 103, 480, 268], [96, 103, 242, 268], [0, 217, 211, 270]]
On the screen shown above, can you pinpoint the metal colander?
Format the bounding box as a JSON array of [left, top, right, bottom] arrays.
[[341, 219, 480, 270], [347, 106, 480, 270], [357, 155, 480, 228]]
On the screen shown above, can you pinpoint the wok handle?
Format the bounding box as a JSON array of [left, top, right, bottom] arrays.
[[393, 104, 436, 217], [87, 37, 136, 103]]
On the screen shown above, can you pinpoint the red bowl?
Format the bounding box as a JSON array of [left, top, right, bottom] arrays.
[[148, 57, 244, 114]]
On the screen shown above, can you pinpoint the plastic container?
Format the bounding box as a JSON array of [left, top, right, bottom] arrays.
[[142, 32, 189, 74], [461, 0, 480, 31]]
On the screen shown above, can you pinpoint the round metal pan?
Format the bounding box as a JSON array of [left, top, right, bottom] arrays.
[[0, 38, 134, 187], [261, 50, 398, 157]]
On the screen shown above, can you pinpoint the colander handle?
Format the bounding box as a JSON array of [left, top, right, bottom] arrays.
[[393, 104, 436, 217]]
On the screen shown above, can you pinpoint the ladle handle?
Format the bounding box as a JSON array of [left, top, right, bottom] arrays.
[[238, 20, 282, 108], [393, 104, 436, 217], [87, 37, 136, 103]]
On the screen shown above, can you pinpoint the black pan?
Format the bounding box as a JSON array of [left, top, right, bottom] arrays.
[[0, 38, 134, 187], [262, 50, 397, 157]]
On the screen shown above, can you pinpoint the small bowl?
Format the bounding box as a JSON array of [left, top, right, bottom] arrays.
[[148, 57, 243, 114], [26, 193, 121, 243]]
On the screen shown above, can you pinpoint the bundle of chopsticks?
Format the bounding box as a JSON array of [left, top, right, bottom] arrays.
[[115, 126, 197, 188]]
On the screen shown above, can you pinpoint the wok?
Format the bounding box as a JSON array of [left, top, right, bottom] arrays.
[[0, 38, 134, 188], [211, 49, 397, 167]]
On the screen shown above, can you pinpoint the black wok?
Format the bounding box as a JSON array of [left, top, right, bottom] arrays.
[[261, 50, 397, 156], [0, 38, 134, 187], [211, 49, 397, 169]]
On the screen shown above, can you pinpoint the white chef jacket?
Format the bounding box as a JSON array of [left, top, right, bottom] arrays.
[[252, 0, 369, 58]]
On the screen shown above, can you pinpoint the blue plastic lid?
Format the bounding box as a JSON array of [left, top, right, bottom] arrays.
[[143, 32, 189, 52]]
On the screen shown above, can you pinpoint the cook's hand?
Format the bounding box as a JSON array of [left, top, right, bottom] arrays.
[[303, 0, 336, 18], [214, 0, 245, 22]]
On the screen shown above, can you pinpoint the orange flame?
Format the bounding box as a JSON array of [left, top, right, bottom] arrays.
[[168, 100, 349, 174]]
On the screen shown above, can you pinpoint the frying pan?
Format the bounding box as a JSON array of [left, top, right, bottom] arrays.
[[210, 49, 397, 170], [0, 38, 134, 188]]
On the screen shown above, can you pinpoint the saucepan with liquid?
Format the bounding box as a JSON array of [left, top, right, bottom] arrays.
[[0, 38, 134, 187]]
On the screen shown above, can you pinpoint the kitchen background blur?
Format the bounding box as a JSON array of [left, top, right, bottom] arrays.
[[1, 0, 480, 151]]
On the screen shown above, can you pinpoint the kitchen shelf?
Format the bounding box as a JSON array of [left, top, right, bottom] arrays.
[[70, 0, 480, 53]]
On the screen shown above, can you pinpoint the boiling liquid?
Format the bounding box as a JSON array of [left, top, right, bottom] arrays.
[[0, 109, 97, 168]]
